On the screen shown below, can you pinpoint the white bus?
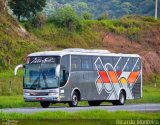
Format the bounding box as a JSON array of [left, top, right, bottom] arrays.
[[14, 48, 142, 108]]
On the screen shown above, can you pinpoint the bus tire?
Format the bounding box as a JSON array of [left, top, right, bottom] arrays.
[[112, 91, 126, 105], [69, 92, 78, 107], [88, 101, 101, 106], [40, 102, 50, 108]]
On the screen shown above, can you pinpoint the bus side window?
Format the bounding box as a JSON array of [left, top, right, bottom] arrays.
[[133, 58, 141, 71], [102, 56, 113, 71], [123, 57, 133, 72], [115, 57, 125, 71], [81, 56, 92, 71], [71, 56, 81, 71], [60, 55, 70, 87], [92, 56, 101, 71]]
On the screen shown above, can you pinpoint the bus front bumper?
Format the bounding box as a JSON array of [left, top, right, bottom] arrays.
[[24, 95, 60, 102]]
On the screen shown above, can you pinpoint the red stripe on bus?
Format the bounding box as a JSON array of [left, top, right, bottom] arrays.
[[116, 71, 122, 78], [108, 71, 119, 83], [128, 71, 140, 84], [99, 71, 110, 83]]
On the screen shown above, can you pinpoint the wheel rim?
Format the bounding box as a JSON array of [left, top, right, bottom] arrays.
[[120, 93, 125, 104], [72, 95, 78, 106]]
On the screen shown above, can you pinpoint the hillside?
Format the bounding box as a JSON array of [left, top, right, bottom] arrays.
[[0, 0, 160, 81], [29, 16, 160, 80], [45, 0, 160, 18]]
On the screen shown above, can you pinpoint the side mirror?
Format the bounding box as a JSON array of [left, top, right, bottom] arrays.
[[14, 64, 24, 76], [55, 64, 60, 77]]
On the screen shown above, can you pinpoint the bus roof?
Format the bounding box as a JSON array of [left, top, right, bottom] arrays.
[[28, 48, 140, 58]]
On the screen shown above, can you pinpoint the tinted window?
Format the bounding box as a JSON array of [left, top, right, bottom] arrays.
[[81, 56, 92, 71], [93, 56, 104, 71], [61, 55, 70, 72], [123, 58, 133, 72], [60, 55, 70, 87], [71, 56, 81, 71], [115, 57, 128, 71], [113, 57, 119, 67], [133, 58, 141, 71], [92, 56, 98, 70], [102, 57, 113, 71]]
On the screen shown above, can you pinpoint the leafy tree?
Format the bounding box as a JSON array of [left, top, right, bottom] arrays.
[[97, 12, 108, 20], [82, 11, 92, 20], [9, 0, 46, 21], [52, 6, 80, 31], [45, 0, 160, 19], [74, 2, 89, 15]]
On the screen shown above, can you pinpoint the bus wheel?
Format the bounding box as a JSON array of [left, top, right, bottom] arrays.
[[88, 101, 101, 106], [40, 102, 50, 108], [69, 92, 78, 107], [112, 91, 126, 105]]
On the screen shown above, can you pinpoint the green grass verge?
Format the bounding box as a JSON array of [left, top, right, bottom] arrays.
[[128, 85, 160, 104], [0, 96, 39, 108], [0, 110, 160, 120]]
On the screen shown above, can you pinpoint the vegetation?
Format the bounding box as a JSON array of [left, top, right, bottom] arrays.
[[31, 13, 46, 28], [82, 12, 92, 20], [9, 0, 46, 21], [97, 12, 108, 20], [0, 13, 41, 71], [49, 6, 80, 32], [44, 0, 160, 19], [0, 110, 160, 120]]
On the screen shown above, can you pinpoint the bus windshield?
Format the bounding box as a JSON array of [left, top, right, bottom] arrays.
[[24, 57, 60, 89]]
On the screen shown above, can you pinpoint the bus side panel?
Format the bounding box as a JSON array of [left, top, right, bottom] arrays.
[[60, 55, 142, 102], [132, 72, 142, 99], [68, 71, 111, 101], [60, 71, 111, 101]]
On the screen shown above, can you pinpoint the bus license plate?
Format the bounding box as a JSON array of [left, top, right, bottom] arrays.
[[36, 97, 43, 100]]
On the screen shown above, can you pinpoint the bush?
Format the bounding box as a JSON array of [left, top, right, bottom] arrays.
[[31, 13, 46, 28], [97, 12, 108, 20], [82, 12, 92, 20], [50, 6, 81, 32], [23, 22, 32, 31]]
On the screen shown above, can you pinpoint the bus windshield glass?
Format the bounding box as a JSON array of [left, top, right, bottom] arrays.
[[24, 56, 60, 89]]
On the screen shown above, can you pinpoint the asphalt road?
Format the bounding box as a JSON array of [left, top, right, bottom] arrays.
[[1, 103, 160, 114]]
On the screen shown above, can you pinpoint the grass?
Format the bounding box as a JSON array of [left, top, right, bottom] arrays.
[[128, 85, 160, 104], [0, 70, 23, 95], [0, 110, 160, 120], [1, 111, 160, 125], [0, 96, 39, 108]]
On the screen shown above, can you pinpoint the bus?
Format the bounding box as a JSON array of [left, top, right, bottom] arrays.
[[14, 48, 142, 108]]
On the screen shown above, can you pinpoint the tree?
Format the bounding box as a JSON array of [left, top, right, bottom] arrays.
[[52, 6, 80, 31], [8, 0, 46, 21], [82, 11, 92, 20], [97, 12, 108, 20], [74, 2, 89, 15]]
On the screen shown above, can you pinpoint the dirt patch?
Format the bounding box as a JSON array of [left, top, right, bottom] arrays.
[[102, 28, 160, 80]]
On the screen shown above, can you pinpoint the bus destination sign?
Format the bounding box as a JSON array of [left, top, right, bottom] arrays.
[[26, 57, 56, 64]]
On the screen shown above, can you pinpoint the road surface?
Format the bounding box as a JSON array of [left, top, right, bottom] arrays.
[[1, 103, 160, 114]]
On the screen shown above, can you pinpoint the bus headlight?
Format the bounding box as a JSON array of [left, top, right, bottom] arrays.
[[48, 93, 58, 96], [24, 93, 30, 96]]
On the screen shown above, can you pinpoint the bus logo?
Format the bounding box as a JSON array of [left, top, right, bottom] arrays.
[[95, 57, 140, 99]]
